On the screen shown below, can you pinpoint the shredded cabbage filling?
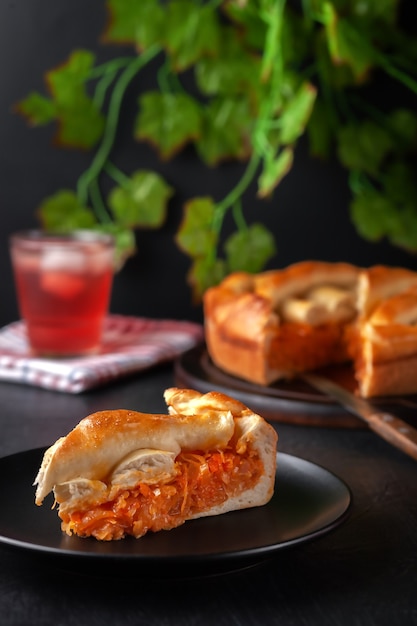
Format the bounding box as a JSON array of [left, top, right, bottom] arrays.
[[58, 447, 263, 541]]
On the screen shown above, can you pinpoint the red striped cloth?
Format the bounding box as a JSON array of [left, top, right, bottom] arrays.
[[0, 315, 204, 393]]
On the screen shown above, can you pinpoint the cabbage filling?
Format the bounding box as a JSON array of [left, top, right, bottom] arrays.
[[58, 446, 263, 541]]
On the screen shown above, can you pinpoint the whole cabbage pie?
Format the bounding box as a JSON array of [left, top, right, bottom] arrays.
[[203, 260, 417, 398]]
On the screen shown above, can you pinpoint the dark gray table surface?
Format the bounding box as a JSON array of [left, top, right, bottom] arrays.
[[0, 362, 416, 626]]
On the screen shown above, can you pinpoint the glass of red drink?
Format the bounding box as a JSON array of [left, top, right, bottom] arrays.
[[9, 230, 115, 357]]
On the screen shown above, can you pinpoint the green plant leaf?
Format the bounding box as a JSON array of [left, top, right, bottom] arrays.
[[279, 82, 317, 145], [16, 92, 56, 126], [108, 170, 174, 229], [16, 50, 105, 148], [46, 50, 105, 149], [195, 97, 252, 166], [96, 222, 137, 270], [337, 121, 393, 177], [163, 1, 220, 71], [104, 0, 165, 49], [357, 0, 398, 23], [258, 147, 294, 198], [135, 91, 202, 159], [222, 0, 267, 50], [175, 197, 218, 257], [350, 190, 391, 241], [314, 25, 359, 91], [323, 4, 374, 80], [37, 190, 97, 231], [195, 26, 261, 98], [387, 109, 417, 153], [382, 160, 417, 251], [389, 206, 417, 251], [350, 188, 417, 252], [186, 255, 226, 303], [224, 223, 277, 273]]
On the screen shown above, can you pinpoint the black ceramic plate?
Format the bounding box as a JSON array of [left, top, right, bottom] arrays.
[[0, 447, 351, 578], [0, 449, 351, 575]]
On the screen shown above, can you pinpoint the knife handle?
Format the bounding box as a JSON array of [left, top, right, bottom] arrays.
[[367, 412, 417, 461]]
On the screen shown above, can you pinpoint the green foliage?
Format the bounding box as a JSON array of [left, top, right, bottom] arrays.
[[195, 98, 252, 165], [135, 92, 202, 159], [103, 0, 165, 48], [108, 170, 174, 228], [16, 0, 417, 301], [175, 197, 218, 258], [18, 51, 105, 149], [38, 190, 96, 230], [224, 224, 277, 274], [164, 1, 220, 71], [258, 147, 294, 198]]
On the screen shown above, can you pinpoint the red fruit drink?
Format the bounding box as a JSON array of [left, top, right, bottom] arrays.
[[10, 231, 115, 356]]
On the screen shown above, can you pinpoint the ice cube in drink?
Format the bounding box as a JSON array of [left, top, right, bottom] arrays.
[[40, 248, 87, 299]]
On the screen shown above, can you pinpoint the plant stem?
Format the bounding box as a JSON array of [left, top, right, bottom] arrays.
[[104, 161, 131, 187], [211, 1, 284, 236], [157, 59, 177, 94], [93, 71, 119, 110], [330, 15, 417, 96], [213, 152, 261, 233], [89, 178, 111, 223], [349, 171, 376, 195], [77, 45, 161, 216], [88, 57, 134, 80], [260, 0, 285, 82], [232, 200, 248, 231], [377, 55, 417, 95]]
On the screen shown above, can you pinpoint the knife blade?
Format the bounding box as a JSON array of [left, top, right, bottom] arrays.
[[302, 372, 417, 461]]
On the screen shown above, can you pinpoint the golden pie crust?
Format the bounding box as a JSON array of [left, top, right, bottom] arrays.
[[203, 261, 417, 398]]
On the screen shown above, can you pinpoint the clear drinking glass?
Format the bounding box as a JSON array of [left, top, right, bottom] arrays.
[[9, 230, 115, 357]]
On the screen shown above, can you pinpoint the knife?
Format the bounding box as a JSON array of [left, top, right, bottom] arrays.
[[302, 372, 417, 462]]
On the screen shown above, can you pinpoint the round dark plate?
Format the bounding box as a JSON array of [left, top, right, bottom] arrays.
[[174, 345, 364, 428], [0, 447, 351, 578], [175, 346, 417, 431]]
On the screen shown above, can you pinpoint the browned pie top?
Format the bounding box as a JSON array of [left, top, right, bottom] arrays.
[[205, 261, 417, 329]]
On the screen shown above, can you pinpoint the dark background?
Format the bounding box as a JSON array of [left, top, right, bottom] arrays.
[[1, 0, 416, 328]]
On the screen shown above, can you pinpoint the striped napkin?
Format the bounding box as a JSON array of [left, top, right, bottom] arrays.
[[0, 315, 204, 393]]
